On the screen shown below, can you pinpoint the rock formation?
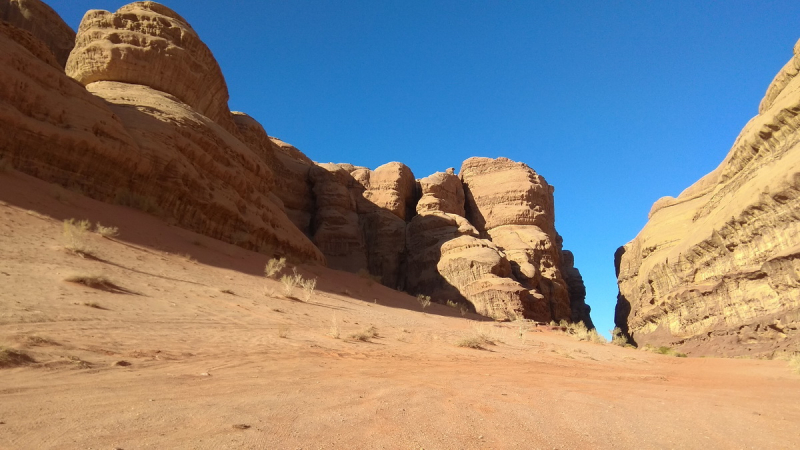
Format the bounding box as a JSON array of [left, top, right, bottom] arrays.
[[0, 0, 75, 67], [0, 0, 591, 325], [0, 0, 324, 263], [616, 38, 800, 356]]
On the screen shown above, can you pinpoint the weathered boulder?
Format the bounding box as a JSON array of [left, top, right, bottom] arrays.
[[461, 157, 572, 321], [616, 38, 800, 356], [416, 172, 465, 216], [360, 162, 417, 220], [66, 2, 235, 131], [0, 0, 75, 67]]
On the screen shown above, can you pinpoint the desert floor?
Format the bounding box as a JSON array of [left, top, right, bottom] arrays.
[[1, 170, 799, 450]]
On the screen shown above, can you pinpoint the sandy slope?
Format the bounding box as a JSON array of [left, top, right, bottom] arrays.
[[0, 169, 799, 450]]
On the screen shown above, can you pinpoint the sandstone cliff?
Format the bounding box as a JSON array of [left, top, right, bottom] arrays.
[[0, 0, 590, 325], [0, 0, 324, 263], [616, 38, 800, 356]]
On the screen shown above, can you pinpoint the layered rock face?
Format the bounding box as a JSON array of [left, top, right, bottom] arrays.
[[0, 0, 324, 263], [0, 0, 75, 67], [0, 0, 589, 324], [66, 1, 235, 132], [616, 39, 800, 356]]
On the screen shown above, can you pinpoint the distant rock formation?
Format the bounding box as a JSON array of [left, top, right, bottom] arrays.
[[0, 0, 591, 325], [616, 38, 800, 356]]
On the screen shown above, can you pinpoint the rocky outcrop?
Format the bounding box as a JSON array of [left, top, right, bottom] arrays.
[[461, 157, 572, 321], [0, 0, 590, 325], [616, 38, 800, 356], [561, 250, 593, 328], [0, 0, 75, 67], [0, 1, 324, 263], [66, 1, 235, 132]]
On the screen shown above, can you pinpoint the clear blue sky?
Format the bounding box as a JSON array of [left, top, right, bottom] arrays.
[[49, 0, 800, 337]]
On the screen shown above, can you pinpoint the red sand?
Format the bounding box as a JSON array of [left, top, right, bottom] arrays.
[[1, 170, 799, 449]]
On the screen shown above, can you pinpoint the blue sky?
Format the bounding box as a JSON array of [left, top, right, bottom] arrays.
[[49, 0, 800, 336]]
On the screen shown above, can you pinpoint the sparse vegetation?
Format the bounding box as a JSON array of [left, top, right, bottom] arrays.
[[456, 336, 485, 349], [264, 257, 287, 278], [94, 222, 119, 238], [300, 277, 317, 302], [459, 305, 469, 317], [0, 347, 35, 368], [64, 274, 114, 290], [416, 294, 431, 310], [62, 219, 93, 256], [83, 301, 103, 309], [280, 268, 304, 297], [610, 327, 634, 348], [329, 314, 341, 339], [559, 320, 606, 344], [643, 344, 687, 358], [350, 325, 378, 342], [446, 300, 458, 309]]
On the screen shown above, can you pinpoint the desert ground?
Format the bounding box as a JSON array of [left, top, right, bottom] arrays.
[[1, 169, 799, 450]]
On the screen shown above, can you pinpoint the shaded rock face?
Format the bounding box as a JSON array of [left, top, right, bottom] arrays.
[[0, 1, 589, 324], [0, 0, 75, 67], [616, 38, 800, 356]]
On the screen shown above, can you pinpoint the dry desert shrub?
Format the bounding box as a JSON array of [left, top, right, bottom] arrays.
[[0, 347, 35, 368], [560, 320, 607, 344], [264, 257, 287, 279], [643, 344, 687, 358], [416, 294, 431, 310], [350, 325, 378, 342], [329, 314, 341, 339], [94, 222, 119, 238], [62, 218, 93, 256], [64, 274, 114, 290], [610, 327, 634, 347], [280, 268, 304, 297], [300, 277, 317, 302], [456, 336, 485, 349]]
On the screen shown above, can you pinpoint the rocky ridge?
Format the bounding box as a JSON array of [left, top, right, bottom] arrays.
[[0, 0, 591, 324], [616, 38, 800, 356]]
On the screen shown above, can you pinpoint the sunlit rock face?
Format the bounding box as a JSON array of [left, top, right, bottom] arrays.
[[66, 1, 236, 132], [615, 38, 800, 357], [0, 1, 325, 264]]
